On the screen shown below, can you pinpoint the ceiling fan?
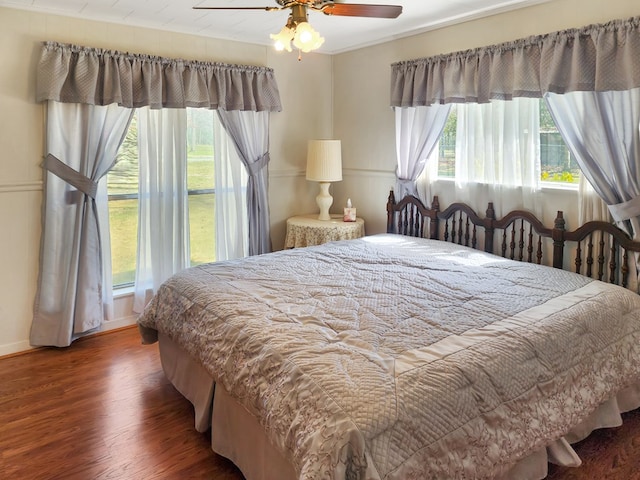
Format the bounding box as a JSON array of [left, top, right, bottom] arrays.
[[194, 1, 403, 55]]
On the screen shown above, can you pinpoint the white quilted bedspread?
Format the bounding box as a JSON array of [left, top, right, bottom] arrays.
[[138, 234, 640, 479]]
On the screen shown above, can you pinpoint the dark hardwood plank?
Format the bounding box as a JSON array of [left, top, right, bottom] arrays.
[[0, 326, 638, 479]]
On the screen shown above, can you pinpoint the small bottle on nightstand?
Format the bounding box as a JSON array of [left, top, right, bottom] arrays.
[[343, 198, 357, 222]]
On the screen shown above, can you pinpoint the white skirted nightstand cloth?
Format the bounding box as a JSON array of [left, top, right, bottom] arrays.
[[284, 214, 365, 249]]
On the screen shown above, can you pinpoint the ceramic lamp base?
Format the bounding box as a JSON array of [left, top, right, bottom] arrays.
[[315, 182, 333, 221]]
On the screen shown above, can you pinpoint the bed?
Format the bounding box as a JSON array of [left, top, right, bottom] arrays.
[[137, 191, 640, 480]]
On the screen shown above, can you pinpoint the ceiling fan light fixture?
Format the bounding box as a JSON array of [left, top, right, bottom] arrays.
[[292, 21, 324, 53], [194, 2, 402, 56], [270, 24, 294, 52]]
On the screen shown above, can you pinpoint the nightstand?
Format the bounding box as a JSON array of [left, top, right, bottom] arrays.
[[284, 214, 365, 249]]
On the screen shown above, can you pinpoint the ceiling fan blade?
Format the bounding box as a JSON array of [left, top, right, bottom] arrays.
[[319, 3, 402, 18], [193, 6, 280, 11]]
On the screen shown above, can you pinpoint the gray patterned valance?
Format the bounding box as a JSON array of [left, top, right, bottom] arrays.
[[391, 16, 640, 107], [37, 42, 282, 112]]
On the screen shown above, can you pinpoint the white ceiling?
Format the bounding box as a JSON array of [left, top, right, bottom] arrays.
[[0, 0, 552, 54]]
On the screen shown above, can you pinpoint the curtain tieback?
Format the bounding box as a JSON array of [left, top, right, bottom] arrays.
[[395, 178, 419, 200], [43, 153, 98, 199], [247, 152, 270, 177], [608, 194, 640, 222]]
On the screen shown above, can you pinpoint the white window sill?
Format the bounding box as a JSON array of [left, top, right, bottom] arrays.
[[540, 181, 578, 192], [435, 177, 579, 192], [113, 285, 135, 299]]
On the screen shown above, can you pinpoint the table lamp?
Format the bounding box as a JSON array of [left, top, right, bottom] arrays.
[[306, 140, 343, 221]]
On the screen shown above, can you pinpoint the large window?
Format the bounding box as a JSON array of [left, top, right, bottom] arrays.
[[107, 108, 216, 287], [437, 101, 580, 185]]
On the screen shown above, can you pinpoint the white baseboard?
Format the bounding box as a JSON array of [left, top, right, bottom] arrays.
[[0, 340, 36, 357], [0, 315, 139, 358]]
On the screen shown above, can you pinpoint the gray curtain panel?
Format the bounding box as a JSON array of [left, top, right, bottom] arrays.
[[394, 104, 451, 200], [545, 89, 640, 239], [216, 109, 272, 255], [31, 102, 134, 347]]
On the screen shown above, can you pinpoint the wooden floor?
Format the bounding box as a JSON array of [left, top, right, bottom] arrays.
[[0, 326, 242, 480], [1, 326, 639, 480]]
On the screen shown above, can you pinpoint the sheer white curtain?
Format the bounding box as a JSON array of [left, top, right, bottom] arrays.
[[454, 98, 541, 217], [213, 113, 249, 261], [578, 176, 609, 224], [31, 101, 133, 347], [394, 105, 451, 201], [133, 107, 190, 313]]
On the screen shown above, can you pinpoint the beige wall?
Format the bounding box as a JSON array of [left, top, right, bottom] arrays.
[[1, 0, 639, 355]]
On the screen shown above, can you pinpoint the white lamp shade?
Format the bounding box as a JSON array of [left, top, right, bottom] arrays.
[[306, 140, 342, 182]]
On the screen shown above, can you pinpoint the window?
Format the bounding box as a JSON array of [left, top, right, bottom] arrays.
[[107, 108, 217, 288], [107, 114, 139, 287], [437, 107, 456, 179], [436, 101, 580, 185], [538, 102, 580, 184], [186, 109, 216, 267]]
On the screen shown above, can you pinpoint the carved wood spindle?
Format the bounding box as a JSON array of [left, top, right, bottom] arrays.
[[450, 214, 455, 243], [472, 225, 477, 250], [518, 219, 525, 262], [622, 249, 629, 288], [575, 241, 582, 274], [536, 236, 543, 264], [586, 235, 594, 277], [501, 229, 508, 258], [405, 207, 411, 235], [608, 239, 617, 284], [510, 224, 517, 260], [527, 225, 534, 263], [451, 215, 458, 244], [409, 205, 418, 237], [597, 235, 605, 281], [464, 216, 470, 247]]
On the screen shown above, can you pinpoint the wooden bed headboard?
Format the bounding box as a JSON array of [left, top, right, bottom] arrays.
[[386, 190, 640, 290]]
